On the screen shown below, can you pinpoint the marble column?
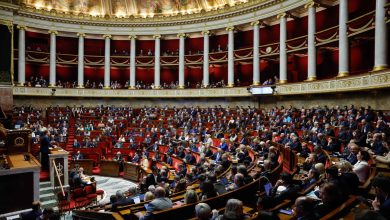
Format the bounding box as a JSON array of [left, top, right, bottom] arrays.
[[202, 30, 210, 87], [153, 35, 161, 89], [17, 25, 26, 86], [178, 33, 186, 89], [103, 34, 111, 89], [48, 30, 58, 87], [251, 21, 260, 85], [77, 33, 85, 87], [129, 35, 137, 89], [278, 13, 287, 83], [306, 1, 317, 81], [373, 0, 388, 71], [338, 0, 349, 77], [226, 26, 235, 87]]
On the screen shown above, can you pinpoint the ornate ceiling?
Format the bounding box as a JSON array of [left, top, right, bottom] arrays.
[[22, 0, 251, 18]]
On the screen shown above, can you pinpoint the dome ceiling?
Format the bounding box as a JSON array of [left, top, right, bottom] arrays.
[[23, 0, 252, 18]]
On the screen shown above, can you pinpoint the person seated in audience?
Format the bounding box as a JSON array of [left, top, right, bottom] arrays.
[[141, 155, 149, 169], [20, 201, 42, 220], [208, 172, 227, 195], [353, 150, 371, 184], [165, 153, 173, 166], [324, 166, 350, 199], [237, 165, 253, 184], [176, 146, 186, 158], [301, 167, 321, 190], [371, 176, 390, 219], [299, 142, 311, 158], [73, 168, 88, 188], [373, 141, 390, 164], [216, 199, 250, 220], [139, 173, 157, 193], [219, 138, 229, 152], [200, 180, 218, 200], [313, 182, 344, 218], [73, 150, 84, 160], [338, 161, 359, 195], [368, 133, 388, 156], [324, 136, 340, 152], [263, 173, 301, 209], [143, 191, 155, 202], [302, 153, 317, 171], [173, 178, 187, 193], [73, 139, 81, 148], [342, 142, 359, 165], [177, 162, 187, 178], [111, 190, 135, 211], [292, 196, 317, 220], [195, 203, 218, 220], [184, 149, 196, 165], [132, 151, 141, 163], [184, 189, 199, 204], [113, 151, 124, 171], [138, 186, 173, 220], [313, 145, 327, 165], [226, 173, 245, 191], [211, 148, 224, 163], [114, 135, 125, 148]]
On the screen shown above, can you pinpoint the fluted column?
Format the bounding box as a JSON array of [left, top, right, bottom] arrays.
[[153, 35, 161, 89], [251, 21, 260, 85], [338, 0, 349, 77], [129, 35, 137, 89], [48, 30, 58, 87], [77, 33, 85, 87], [178, 33, 186, 89], [17, 25, 26, 86], [306, 1, 317, 81], [373, 0, 388, 71], [202, 30, 210, 87], [103, 34, 111, 89], [226, 26, 235, 87], [278, 13, 287, 83]]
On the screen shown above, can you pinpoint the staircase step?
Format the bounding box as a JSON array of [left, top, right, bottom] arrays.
[[41, 199, 58, 209], [40, 186, 54, 195], [39, 181, 52, 188], [40, 193, 56, 202]]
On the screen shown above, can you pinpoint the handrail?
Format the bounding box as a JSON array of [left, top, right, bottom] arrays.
[[346, 11, 375, 24], [52, 160, 65, 197]]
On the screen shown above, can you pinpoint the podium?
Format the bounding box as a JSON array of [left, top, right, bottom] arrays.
[[6, 129, 32, 154], [123, 162, 140, 182], [49, 148, 69, 189], [0, 153, 40, 215], [100, 160, 120, 177]]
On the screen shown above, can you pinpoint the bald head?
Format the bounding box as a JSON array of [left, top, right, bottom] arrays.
[[154, 186, 166, 198]]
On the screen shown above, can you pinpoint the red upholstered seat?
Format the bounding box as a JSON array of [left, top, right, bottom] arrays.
[[84, 185, 98, 204], [73, 188, 90, 208]]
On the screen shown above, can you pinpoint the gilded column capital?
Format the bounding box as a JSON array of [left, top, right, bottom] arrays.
[[201, 30, 211, 36], [153, 34, 161, 39], [304, 0, 319, 9], [103, 34, 112, 39], [250, 20, 260, 26], [177, 33, 189, 38], [226, 26, 235, 31], [48, 30, 58, 35], [277, 12, 287, 19], [77, 33, 85, 37], [128, 35, 137, 39], [17, 25, 27, 30]]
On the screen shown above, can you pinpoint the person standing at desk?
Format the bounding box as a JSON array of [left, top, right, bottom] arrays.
[[113, 151, 124, 171], [40, 130, 51, 171], [73, 151, 84, 160]]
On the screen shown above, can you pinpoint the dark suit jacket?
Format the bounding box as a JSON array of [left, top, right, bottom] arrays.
[[40, 135, 50, 154]]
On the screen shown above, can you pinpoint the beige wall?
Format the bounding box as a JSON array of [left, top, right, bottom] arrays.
[[12, 89, 390, 110], [258, 89, 390, 110], [13, 96, 258, 108]]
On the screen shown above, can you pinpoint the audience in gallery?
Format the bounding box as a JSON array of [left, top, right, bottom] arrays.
[[12, 104, 390, 219]]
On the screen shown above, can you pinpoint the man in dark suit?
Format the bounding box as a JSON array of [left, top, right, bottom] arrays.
[[138, 187, 173, 220], [73, 151, 84, 160], [371, 176, 390, 219], [40, 130, 51, 171], [165, 154, 173, 166], [20, 201, 42, 220], [114, 152, 124, 171], [184, 150, 196, 165], [112, 190, 135, 211]]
